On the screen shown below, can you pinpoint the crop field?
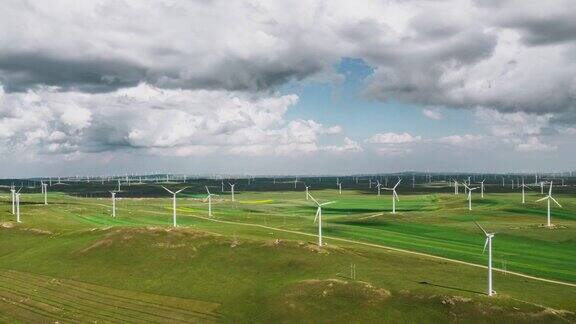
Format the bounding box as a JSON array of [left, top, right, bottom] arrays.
[[0, 178, 575, 322]]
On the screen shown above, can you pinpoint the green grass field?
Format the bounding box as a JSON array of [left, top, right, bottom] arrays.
[[0, 180, 575, 322]]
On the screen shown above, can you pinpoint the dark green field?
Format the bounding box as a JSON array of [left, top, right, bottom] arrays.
[[0, 178, 575, 322]]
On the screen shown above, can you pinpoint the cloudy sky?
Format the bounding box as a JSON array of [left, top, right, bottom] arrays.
[[1, 0, 575, 177]]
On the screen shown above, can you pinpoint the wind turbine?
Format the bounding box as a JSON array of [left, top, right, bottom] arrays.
[[453, 179, 459, 195], [161, 186, 188, 227], [10, 185, 15, 214], [204, 186, 218, 216], [336, 178, 342, 195], [15, 188, 22, 223], [228, 183, 236, 202], [479, 179, 485, 198], [305, 184, 310, 200], [376, 181, 382, 196], [384, 179, 401, 214], [308, 193, 336, 247], [42, 182, 48, 205], [117, 179, 122, 192], [536, 181, 562, 227], [463, 183, 479, 211], [475, 222, 496, 297], [519, 178, 530, 204], [110, 191, 117, 217]]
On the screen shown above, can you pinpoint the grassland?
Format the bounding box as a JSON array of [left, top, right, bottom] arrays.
[[0, 179, 575, 322]]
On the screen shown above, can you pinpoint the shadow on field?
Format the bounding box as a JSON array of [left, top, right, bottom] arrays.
[[418, 281, 484, 295]]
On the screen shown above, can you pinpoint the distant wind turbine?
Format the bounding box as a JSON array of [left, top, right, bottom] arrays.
[[161, 186, 188, 227], [229, 183, 236, 202], [463, 183, 479, 211], [10, 184, 15, 215], [519, 178, 530, 204], [110, 191, 117, 217], [204, 186, 218, 217], [384, 179, 401, 214], [15, 187, 22, 223], [536, 181, 562, 227], [308, 193, 335, 247]]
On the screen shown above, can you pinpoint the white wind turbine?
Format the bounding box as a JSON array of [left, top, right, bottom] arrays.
[[384, 179, 401, 214], [305, 184, 310, 200], [308, 193, 335, 247], [376, 180, 382, 196], [10, 184, 15, 215], [110, 191, 117, 217], [336, 178, 342, 195], [228, 183, 236, 202], [204, 186, 218, 217], [453, 179, 459, 195], [463, 183, 479, 211], [15, 187, 22, 223], [479, 179, 485, 198], [475, 222, 496, 297], [536, 181, 562, 228], [161, 186, 188, 227], [117, 179, 122, 192], [42, 182, 48, 205], [519, 178, 530, 204]]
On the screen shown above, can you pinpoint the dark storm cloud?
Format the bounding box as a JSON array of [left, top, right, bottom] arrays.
[[0, 53, 146, 93]]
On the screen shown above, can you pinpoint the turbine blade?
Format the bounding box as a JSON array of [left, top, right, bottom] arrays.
[[205, 186, 210, 195], [474, 221, 488, 236], [320, 201, 336, 206], [313, 208, 320, 223], [161, 186, 174, 195], [175, 186, 189, 194], [535, 196, 549, 203], [482, 238, 489, 254], [308, 194, 320, 206], [550, 196, 562, 208]]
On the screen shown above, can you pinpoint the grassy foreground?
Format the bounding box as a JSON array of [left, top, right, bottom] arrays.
[[0, 183, 575, 322]]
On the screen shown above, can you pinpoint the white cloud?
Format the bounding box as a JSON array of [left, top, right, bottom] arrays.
[[0, 84, 343, 157], [438, 134, 485, 146], [515, 137, 557, 152], [321, 137, 363, 154], [364, 132, 421, 157], [365, 132, 421, 144], [422, 108, 443, 120]]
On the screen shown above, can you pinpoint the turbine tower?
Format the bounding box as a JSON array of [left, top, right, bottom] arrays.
[[519, 178, 530, 204], [305, 185, 310, 200], [479, 180, 485, 198], [42, 182, 48, 205], [536, 181, 562, 227], [308, 193, 335, 247], [161, 186, 188, 227], [10, 185, 15, 215], [110, 191, 117, 217], [475, 222, 496, 297], [228, 183, 236, 202], [15, 188, 22, 223]]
